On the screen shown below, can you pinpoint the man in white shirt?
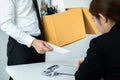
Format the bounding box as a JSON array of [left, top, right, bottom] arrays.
[[0, 0, 53, 80]]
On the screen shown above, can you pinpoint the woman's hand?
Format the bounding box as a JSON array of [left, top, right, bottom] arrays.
[[32, 39, 53, 54], [77, 59, 84, 67]]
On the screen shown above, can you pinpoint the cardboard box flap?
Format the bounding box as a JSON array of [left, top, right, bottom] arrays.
[[81, 7, 99, 34]]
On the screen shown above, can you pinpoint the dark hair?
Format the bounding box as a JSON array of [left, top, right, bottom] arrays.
[[89, 0, 120, 22]]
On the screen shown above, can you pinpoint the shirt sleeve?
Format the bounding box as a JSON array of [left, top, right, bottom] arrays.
[[75, 38, 104, 80], [0, 0, 35, 47]]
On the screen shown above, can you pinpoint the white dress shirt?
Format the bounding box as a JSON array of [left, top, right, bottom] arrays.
[[0, 0, 41, 47]]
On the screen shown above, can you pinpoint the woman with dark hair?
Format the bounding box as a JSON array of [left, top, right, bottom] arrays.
[[75, 0, 120, 80]]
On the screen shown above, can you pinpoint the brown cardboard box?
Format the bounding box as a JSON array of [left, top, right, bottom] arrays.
[[41, 8, 86, 46], [81, 7, 99, 34], [67, 7, 99, 34]]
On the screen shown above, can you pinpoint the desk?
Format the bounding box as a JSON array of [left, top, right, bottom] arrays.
[[6, 60, 78, 80], [6, 34, 99, 80]]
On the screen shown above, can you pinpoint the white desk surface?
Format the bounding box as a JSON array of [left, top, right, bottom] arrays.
[[6, 34, 99, 80], [6, 60, 78, 80]]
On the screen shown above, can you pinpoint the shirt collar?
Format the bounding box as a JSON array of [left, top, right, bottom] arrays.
[[109, 21, 120, 32]]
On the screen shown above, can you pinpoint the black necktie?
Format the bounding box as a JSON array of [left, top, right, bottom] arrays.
[[32, 0, 45, 40]]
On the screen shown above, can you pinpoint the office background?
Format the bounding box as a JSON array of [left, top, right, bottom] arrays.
[[0, 0, 92, 80]]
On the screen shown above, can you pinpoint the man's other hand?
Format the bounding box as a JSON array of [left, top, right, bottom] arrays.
[[32, 39, 53, 54]]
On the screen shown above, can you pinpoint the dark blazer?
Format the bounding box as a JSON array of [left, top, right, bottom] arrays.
[[75, 21, 120, 80]]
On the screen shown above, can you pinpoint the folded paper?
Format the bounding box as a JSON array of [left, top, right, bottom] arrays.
[[47, 42, 70, 54]]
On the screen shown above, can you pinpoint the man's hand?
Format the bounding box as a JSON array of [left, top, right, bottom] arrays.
[[32, 39, 53, 54]]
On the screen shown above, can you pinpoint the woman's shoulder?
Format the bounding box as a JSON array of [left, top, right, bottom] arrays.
[[90, 33, 111, 46], [91, 33, 108, 42], [90, 32, 117, 47]]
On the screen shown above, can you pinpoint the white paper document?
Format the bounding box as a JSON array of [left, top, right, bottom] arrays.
[[47, 43, 70, 54], [42, 65, 78, 76], [54, 65, 78, 75]]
